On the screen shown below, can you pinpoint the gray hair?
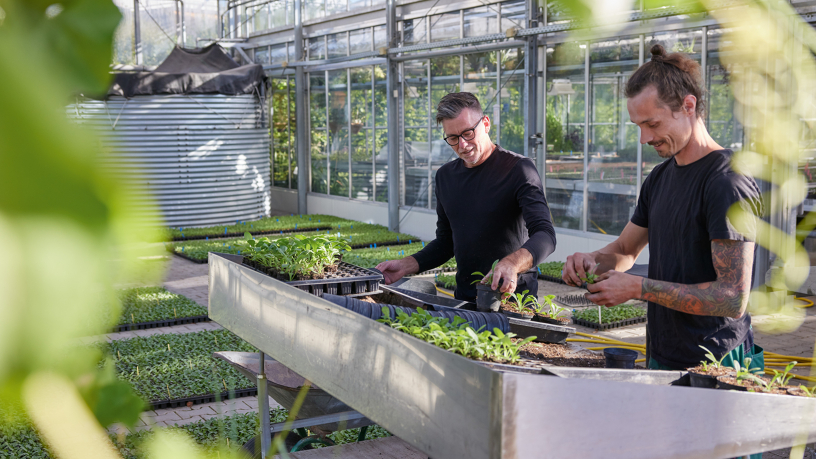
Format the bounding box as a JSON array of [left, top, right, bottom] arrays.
[[436, 92, 483, 125]]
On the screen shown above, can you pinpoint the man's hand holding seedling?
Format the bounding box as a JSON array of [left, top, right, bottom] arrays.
[[585, 270, 643, 307], [562, 252, 600, 287], [482, 249, 533, 294]]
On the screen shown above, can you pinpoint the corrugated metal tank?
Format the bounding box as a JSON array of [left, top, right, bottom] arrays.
[[67, 94, 270, 227]]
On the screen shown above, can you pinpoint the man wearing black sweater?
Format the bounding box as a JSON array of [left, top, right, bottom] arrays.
[[376, 92, 556, 301]]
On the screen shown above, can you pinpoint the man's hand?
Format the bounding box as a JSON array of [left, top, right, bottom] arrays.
[[375, 257, 419, 285], [585, 270, 642, 306], [563, 252, 598, 287], [487, 249, 533, 294]]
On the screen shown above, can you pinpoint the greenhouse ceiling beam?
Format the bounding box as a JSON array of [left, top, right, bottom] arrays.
[[389, 40, 525, 62]]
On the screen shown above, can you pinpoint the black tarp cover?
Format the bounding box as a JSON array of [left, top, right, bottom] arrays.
[[107, 45, 264, 97]]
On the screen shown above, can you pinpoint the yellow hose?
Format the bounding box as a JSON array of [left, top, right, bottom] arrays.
[[795, 297, 814, 308], [436, 287, 455, 298]]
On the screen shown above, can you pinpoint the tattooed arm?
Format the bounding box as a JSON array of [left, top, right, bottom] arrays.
[[639, 240, 754, 318], [586, 240, 754, 318]]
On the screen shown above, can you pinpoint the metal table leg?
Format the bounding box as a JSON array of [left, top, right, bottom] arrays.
[[258, 352, 271, 458]]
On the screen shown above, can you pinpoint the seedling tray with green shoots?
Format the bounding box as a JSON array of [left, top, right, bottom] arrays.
[[113, 287, 209, 332], [168, 214, 349, 240], [537, 261, 566, 284], [571, 303, 647, 330], [435, 273, 456, 290], [166, 222, 420, 263], [106, 329, 258, 410], [239, 234, 382, 297]]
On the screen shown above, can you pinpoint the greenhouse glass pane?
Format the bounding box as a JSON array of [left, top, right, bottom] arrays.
[[374, 64, 389, 202], [310, 73, 328, 194], [430, 55, 460, 209], [351, 67, 374, 201], [328, 70, 350, 197], [252, 4, 269, 33], [290, 77, 298, 189], [350, 28, 373, 55], [309, 36, 326, 60], [327, 32, 349, 58], [373, 25, 387, 51], [403, 18, 427, 46], [326, 0, 346, 16], [499, 48, 525, 155], [112, 0, 134, 65], [254, 47, 269, 65], [430, 12, 460, 43], [463, 52, 497, 144], [270, 0, 287, 28], [586, 37, 640, 236], [139, 0, 175, 66], [349, 0, 368, 11], [270, 43, 287, 65], [545, 41, 586, 231], [271, 79, 291, 188], [464, 6, 497, 38], [304, 0, 325, 21], [500, 0, 525, 32], [706, 28, 744, 152]]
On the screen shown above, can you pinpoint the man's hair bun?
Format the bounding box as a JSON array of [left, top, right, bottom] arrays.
[[650, 44, 666, 61]]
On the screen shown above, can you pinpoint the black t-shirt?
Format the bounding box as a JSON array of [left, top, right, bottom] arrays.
[[412, 145, 557, 301], [631, 149, 762, 370]]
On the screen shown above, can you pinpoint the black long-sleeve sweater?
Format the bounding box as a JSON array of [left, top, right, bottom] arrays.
[[412, 145, 557, 300]]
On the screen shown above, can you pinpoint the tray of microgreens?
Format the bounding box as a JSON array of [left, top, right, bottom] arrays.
[[238, 233, 383, 297]]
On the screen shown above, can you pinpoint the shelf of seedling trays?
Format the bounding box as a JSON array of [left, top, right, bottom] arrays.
[[235, 233, 383, 297]]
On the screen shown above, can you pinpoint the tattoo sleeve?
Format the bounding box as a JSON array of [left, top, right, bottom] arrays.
[[641, 240, 754, 318]]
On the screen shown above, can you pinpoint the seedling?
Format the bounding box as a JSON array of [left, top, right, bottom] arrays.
[[580, 263, 601, 284], [471, 259, 500, 286], [532, 294, 567, 319], [503, 290, 538, 314], [797, 385, 816, 397], [767, 361, 797, 387], [698, 345, 728, 369]]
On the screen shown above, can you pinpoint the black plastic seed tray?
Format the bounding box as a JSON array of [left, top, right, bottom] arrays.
[[435, 280, 456, 290], [173, 251, 208, 264], [149, 387, 257, 411], [572, 316, 646, 331], [555, 294, 596, 308], [242, 259, 383, 297], [538, 273, 566, 284], [172, 226, 332, 241], [415, 266, 456, 276], [115, 315, 210, 332]]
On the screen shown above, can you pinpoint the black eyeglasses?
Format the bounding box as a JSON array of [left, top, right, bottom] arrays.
[[443, 116, 484, 146]]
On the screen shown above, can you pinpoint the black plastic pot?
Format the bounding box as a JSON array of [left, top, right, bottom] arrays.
[[716, 376, 749, 391], [502, 309, 533, 320], [533, 314, 571, 326], [475, 283, 502, 312], [603, 348, 638, 369], [687, 371, 719, 389]]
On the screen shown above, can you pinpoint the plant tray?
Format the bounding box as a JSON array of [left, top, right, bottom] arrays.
[[538, 273, 566, 284], [434, 280, 456, 290], [115, 315, 211, 332], [172, 226, 332, 241], [148, 387, 257, 411], [416, 266, 456, 276], [572, 316, 646, 331], [173, 251, 208, 264], [242, 259, 382, 297], [555, 294, 596, 308]]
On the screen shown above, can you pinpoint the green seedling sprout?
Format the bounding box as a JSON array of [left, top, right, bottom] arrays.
[[580, 263, 601, 284], [471, 259, 500, 286], [798, 385, 816, 397], [768, 361, 797, 387], [505, 290, 537, 314], [698, 345, 729, 369]]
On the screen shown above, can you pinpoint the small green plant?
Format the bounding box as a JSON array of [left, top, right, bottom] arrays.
[[698, 345, 729, 370], [436, 273, 456, 289], [537, 261, 565, 278], [471, 259, 500, 286], [378, 307, 536, 364], [797, 385, 816, 397], [532, 294, 567, 319], [503, 289, 538, 314], [572, 303, 645, 324], [580, 263, 600, 284], [767, 361, 797, 387]]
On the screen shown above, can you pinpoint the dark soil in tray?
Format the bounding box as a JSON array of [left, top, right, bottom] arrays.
[[519, 342, 606, 368]]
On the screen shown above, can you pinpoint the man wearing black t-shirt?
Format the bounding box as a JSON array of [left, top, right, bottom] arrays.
[[376, 92, 556, 301], [563, 45, 763, 373]]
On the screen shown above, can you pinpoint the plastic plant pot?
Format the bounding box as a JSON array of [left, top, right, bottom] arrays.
[[687, 371, 719, 389], [502, 309, 533, 320], [603, 348, 638, 369], [533, 314, 571, 326], [715, 376, 749, 392], [475, 283, 502, 312]]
